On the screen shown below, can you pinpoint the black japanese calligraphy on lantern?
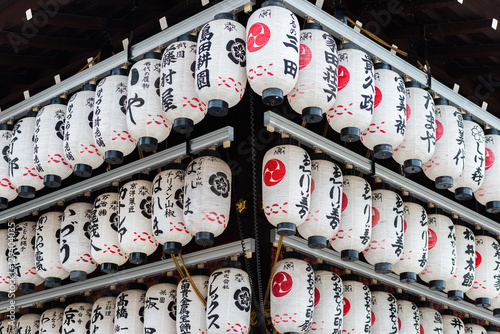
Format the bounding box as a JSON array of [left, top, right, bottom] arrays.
[[283, 59, 298, 79], [208, 172, 230, 198], [207, 271, 223, 329], [226, 38, 246, 67], [127, 93, 145, 125], [360, 55, 374, 113], [298, 265, 314, 332], [196, 23, 213, 90], [296, 153, 311, 219], [420, 107, 436, 154], [178, 280, 192, 334], [322, 33, 339, 103], [391, 195, 404, 257]]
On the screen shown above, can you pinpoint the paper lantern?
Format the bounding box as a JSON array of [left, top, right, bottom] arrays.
[[465, 230, 500, 308], [126, 51, 172, 152], [62, 297, 93, 334], [152, 164, 192, 254], [370, 285, 398, 334], [0, 318, 16, 334], [474, 127, 500, 213], [271, 252, 314, 334], [419, 302, 443, 334], [90, 187, 128, 273], [184, 150, 232, 245], [9, 111, 44, 198], [419, 207, 456, 291], [393, 81, 436, 173], [485, 325, 500, 334], [488, 293, 500, 317], [326, 42, 375, 142], [0, 123, 17, 208], [246, 0, 300, 106], [297, 153, 342, 249], [60, 198, 97, 281], [439, 309, 465, 334], [206, 261, 252, 334], [114, 283, 147, 334], [39, 302, 65, 334], [161, 35, 206, 134], [177, 268, 209, 334], [33, 97, 73, 188], [144, 276, 177, 334], [288, 23, 338, 123], [395, 292, 420, 334], [331, 165, 372, 261], [35, 207, 70, 287], [262, 139, 311, 237], [363, 180, 404, 274], [341, 274, 371, 334], [392, 194, 428, 283], [423, 98, 465, 189], [118, 174, 158, 264], [195, 13, 247, 117], [309, 264, 343, 334], [463, 318, 487, 334], [0, 228, 15, 300], [90, 292, 118, 334], [93, 67, 137, 165], [14, 217, 44, 293], [16, 308, 42, 334]]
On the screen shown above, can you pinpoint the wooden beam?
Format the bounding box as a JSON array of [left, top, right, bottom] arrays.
[[0, 31, 101, 51], [0, 54, 64, 68], [0, 72, 34, 85], [448, 66, 500, 77], [30, 10, 129, 31], [430, 44, 500, 59], [390, 19, 498, 39]]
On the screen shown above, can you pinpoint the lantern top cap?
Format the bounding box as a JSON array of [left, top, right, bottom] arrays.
[[372, 181, 391, 190], [312, 263, 332, 272], [462, 318, 478, 325], [418, 301, 432, 308], [369, 284, 386, 292], [304, 21, 323, 30], [162, 162, 186, 171], [439, 308, 454, 315], [73, 195, 93, 204], [51, 300, 67, 308], [339, 42, 361, 50], [221, 260, 243, 269], [282, 251, 303, 260], [158, 276, 178, 284], [127, 282, 147, 291], [394, 291, 409, 300], [48, 204, 65, 212], [177, 33, 197, 42], [110, 67, 128, 76], [462, 113, 473, 121], [312, 152, 333, 162], [143, 51, 162, 60], [341, 273, 360, 281], [74, 296, 94, 304], [277, 137, 299, 146], [374, 62, 392, 70], [131, 172, 150, 181], [0, 123, 12, 131], [404, 81, 422, 88], [198, 149, 221, 158], [104, 185, 119, 193], [214, 12, 238, 21], [82, 83, 96, 92], [434, 97, 449, 105], [485, 127, 500, 135], [189, 268, 210, 276], [50, 96, 67, 105], [104, 289, 121, 297], [27, 307, 44, 315], [261, 0, 286, 8]]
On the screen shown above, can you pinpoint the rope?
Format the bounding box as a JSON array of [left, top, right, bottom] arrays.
[[77, 52, 101, 73], [170, 254, 185, 279], [178, 253, 207, 307]]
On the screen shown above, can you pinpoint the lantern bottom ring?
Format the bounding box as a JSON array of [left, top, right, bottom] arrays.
[[435, 176, 454, 189], [0, 292, 8, 301], [475, 297, 491, 309], [18, 185, 36, 199], [447, 290, 464, 301], [340, 249, 359, 262], [403, 159, 422, 174], [399, 272, 417, 283], [104, 150, 124, 165], [173, 118, 195, 135], [70, 270, 88, 282], [164, 241, 183, 255], [195, 232, 215, 246], [307, 236, 327, 249], [19, 283, 36, 294], [373, 144, 393, 160], [101, 262, 118, 274], [276, 222, 296, 237], [340, 127, 360, 143], [73, 164, 93, 178], [493, 308, 500, 317], [302, 107, 323, 124], [455, 187, 473, 201], [129, 252, 147, 265], [0, 197, 7, 209], [138, 136, 158, 153], [374, 262, 392, 274], [43, 174, 62, 188], [44, 277, 62, 288], [486, 201, 500, 214], [262, 88, 284, 107], [208, 99, 229, 117], [428, 279, 446, 291]]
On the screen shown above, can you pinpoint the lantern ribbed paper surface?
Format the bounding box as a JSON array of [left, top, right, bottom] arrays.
[[144, 277, 177, 334], [0, 124, 17, 208], [396, 295, 420, 334], [14, 219, 44, 293], [463, 319, 487, 334], [195, 14, 247, 117], [94, 68, 137, 165], [423, 99, 465, 189], [91, 188, 128, 273], [271, 252, 314, 334], [60, 199, 97, 281], [177, 269, 209, 334], [0, 318, 15, 334], [288, 24, 338, 123], [39, 306, 64, 334], [9, 113, 44, 198], [297, 154, 342, 249], [331, 168, 372, 262], [161, 35, 206, 134], [370, 286, 399, 334], [263, 140, 311, 237], [440, 309, 464, 334], [326, 43, 374, 143], [62, 299, 92, 334], [0, 229, 14, 300], [184, 151, 231, 246], [246, 1, 300, 106], [341, 274, 371, 334], [474, 128, 500, 213], [393, 81, 436, 173], [363, 182, 404, 274], [90, 295, 117, 334], [33, 98, 73, 188], [114, 284, 146, 334], [16, 311, 41, 334], [127, 52, 171, 152], [419, 303, 443, 334], [152, 165, 192, 254]]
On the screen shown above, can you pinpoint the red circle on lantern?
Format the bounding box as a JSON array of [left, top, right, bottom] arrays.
[[299, 44, 312, 70], [372, 207, 380, 228], [428, 228, 437, 250], [374, 87, 382, 109], [398, 318, 402, 330], [371, 311, 376, 326], [420, 324, 424, 334], [406, 104, 411, 121], [338, 65, 350, 91], [403, 219, 407, 233], [435, 120, 444, 141], [343, 297, 350, 316], [247, 22, 271, 53], [314, 287, 320, 307], [272, 271, 293, 297], [263, 159, 286, 187], [475, 251, 482, 268], [485, 147, 495, 170], [311, 178, 316, 194], [341, 192, 348, 212]]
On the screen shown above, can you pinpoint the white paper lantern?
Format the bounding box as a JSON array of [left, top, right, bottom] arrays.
[[62, 298, 93, 334], [331, 166, 372, 261], [0, 318, 16, 334], [118, 175, 157, 264], [262, 139, 311, 237], [363, 181, 404, 274], [326, 42, 375, 143], [396, 293, 420, 334], [423, 98, 465, 189], [370, 286, 398, 334], [9, 112, 44, 198], [0, 229, 15, 300], [127, 51, 172, 152], [94, 67, 137, 165], [246, 0, 300, 106], [392, 195, 428, 283], [161, 35, 206, 134], [474, 128, 500, 213], [195, 13, 247, 117], [152, 164, 192, 254], [90, 187, 128, 273], [114, 284, 146, 334], [39, 303, 65, 334], [14, 218, 44, 293], [35, 207, 70, 287], [440, 309, 465, 334], [465, 231, 500, 308], [33, 97, 73, 188], [488, 293, 500, 317], [271, 252, 314, 334], [419, 302, 443, 334], [418, 208, 456, 291], [16, 309, 42, 334], [463, 319, 487, 334], [184, 150, 232, 245], [0, 124, 17, 208], [297, 153, 342, 249], [309, 264, 343, 334], [177, 269, 209, 334], [60, 199, 97, 281], [393, 81, 436, 174], [287, 24, 338, 123], [341, 274, 371, 334], [90, 293, 117, 334], [144, 276, 177, 334]]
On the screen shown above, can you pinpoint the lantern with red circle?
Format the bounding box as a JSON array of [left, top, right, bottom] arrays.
[[363, 179, 404, 274], [297, 152, 342, 249], [0, 228, 15, 301], [93, 67, 137, 165], [62, 297, 93, 334], [39, 301, 66, 334], [463, 318, 487, 334], [331, 164, 372, 261], [16, 308, 43, 334], [177, 269, 209, 334], [14, 217, 44, 293], [474, 127, 500, 213], [418, 207, 457, 291], [423, 98, 465, 189], [271, 252, 314, 334], [440, 309, 465, 334], [246, 0, 300, 106], [326, 42, 375, 142], [419, 301, 443, 334], [90, 293, 117, 334], [33, 97, 73, 188], [370, 285, 398, 334], [114, 283, 147, 334], [395, 292, 420, 334], [393, 81, 436, 173], [127, 51, 172, 152], [195, 13, 247, 117], [0, 123, 17, 208], [341, 274, 372, 334], [144, 276, 177, 334], [288, 23, 338, 123]]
